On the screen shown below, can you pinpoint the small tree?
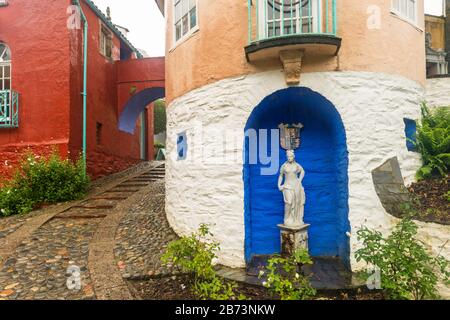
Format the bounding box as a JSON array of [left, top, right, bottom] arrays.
[[355, 217, 449, 300]]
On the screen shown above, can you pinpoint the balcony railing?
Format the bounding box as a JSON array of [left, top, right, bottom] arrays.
[[248, 0, 337, 44], [0, 90, 19, 128]]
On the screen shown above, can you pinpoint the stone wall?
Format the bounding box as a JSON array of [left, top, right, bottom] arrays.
[[0, 141, 69, 185], [165, 70, 430, 268], [372, 157, 412, 217], [166, 70, 450, 297], [426, 77, 450, 107]]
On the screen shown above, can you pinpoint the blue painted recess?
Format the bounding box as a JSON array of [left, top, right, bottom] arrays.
[[177, 131, 188, 160], [403, 118, 418, 152], [243, 87, 350, 265], [118, 87, 165, 134]]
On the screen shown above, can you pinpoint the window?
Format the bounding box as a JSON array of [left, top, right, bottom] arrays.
[[391, 0, 417, 24], [100, 25, 113, 58], [0, 42, 11, 91], [174, 0, 198, 43], [0, 42, 15, 127], [262, 0, 319, 38], [0, 0, 8, 7]]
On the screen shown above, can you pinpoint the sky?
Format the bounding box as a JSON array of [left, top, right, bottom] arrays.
[[426, 0, 445, 16], [92, 0, 445, 58], [92, 0, 165, 57]]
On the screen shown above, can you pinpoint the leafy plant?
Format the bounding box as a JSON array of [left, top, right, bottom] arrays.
[[0, 151, 89, 216], [445, 191, 450, 203], [161, 224, 245, 300], [154, 142, 165, 150], [355, 216, 449, 300], [259, 249, 316, 300], [415, 104, 450, 180]]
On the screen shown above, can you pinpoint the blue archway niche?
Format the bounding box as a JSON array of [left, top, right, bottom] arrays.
[[118, 87, 165, 134], [243, 87, 350, 265]]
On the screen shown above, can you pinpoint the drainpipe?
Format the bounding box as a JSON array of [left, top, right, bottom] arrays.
[[75, 0, 88, 175]]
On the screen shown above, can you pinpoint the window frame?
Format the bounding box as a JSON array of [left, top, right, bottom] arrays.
[[0, 42, 12, 124], [173, 0, 199, 46], [0, 43, 11, 92], [258, 0, 320, 39], [391, 0, 418, 26], [99, 23, 113, 59]]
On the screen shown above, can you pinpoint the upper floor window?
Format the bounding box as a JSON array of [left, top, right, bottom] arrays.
[[174, 0, 198, 43], [0, 0, 8, 7], [0, 43, 11, 91], [100, 25, 113, 59], [262, 0, 319, 38], [391, 0, 417, 24]]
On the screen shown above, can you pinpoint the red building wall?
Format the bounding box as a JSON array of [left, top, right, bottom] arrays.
[[116, 57, 165, 162], [0, 0, 71, 180], [70, 1, 144, 180], [0, 0, 161, 183], [116, 57, 165, 116]]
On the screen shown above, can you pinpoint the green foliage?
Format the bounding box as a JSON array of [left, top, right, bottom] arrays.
[[0, 152, 89, 217], [415, 104, 450, 180], [154, 142, 165, 150], [161, 224, 245, 300], [445, 191, 450, 203], [154, 99, 167, 135], [259, 249, 316, 300], [355, 217, 449, 300]]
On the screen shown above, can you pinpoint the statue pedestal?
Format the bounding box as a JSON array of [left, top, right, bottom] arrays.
[[277, 224, 310, 257]]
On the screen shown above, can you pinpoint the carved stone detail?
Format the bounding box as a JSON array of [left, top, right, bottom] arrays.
[[279, 50, 305, 85]]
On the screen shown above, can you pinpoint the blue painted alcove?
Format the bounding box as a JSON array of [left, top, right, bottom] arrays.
[[243, 87, 350, 265], [403, 118, 418, 152], [118, 87, 165, 134]]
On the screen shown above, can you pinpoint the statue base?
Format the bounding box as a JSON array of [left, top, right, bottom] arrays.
[[277, 224, 310, 257]]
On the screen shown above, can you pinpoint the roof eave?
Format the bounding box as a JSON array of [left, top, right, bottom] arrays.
[[155, 0, 165, 16], [83, 0, 143, 58]]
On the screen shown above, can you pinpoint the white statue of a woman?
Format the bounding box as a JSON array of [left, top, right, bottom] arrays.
[[278, 150, 306, 228]]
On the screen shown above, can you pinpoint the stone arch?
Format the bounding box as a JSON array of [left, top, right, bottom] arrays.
[[118, 87, 165, 134]]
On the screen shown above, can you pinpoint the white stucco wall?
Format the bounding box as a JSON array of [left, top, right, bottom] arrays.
[[165, 70, 449, 296], [426, 77, 450, 107]]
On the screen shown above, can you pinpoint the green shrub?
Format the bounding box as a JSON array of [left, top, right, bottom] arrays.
[[0, 152, 89, 217], [355, 217, 449, 300], [161, 224, 245, 300], [154, 142, 165, 150], [259, 249, 316, 300], [415, 104, 450, 180]]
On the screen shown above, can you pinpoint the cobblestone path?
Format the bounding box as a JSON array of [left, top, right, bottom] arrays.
[[0, 162, 166, 300], [114, 180, 177, 280]]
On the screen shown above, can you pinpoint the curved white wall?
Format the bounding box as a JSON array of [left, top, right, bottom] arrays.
[[426, 77, 450, 108], [165, 70, 449, 297]]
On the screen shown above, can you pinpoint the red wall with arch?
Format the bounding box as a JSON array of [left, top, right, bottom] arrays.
[[0, 0, 165, 182]]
